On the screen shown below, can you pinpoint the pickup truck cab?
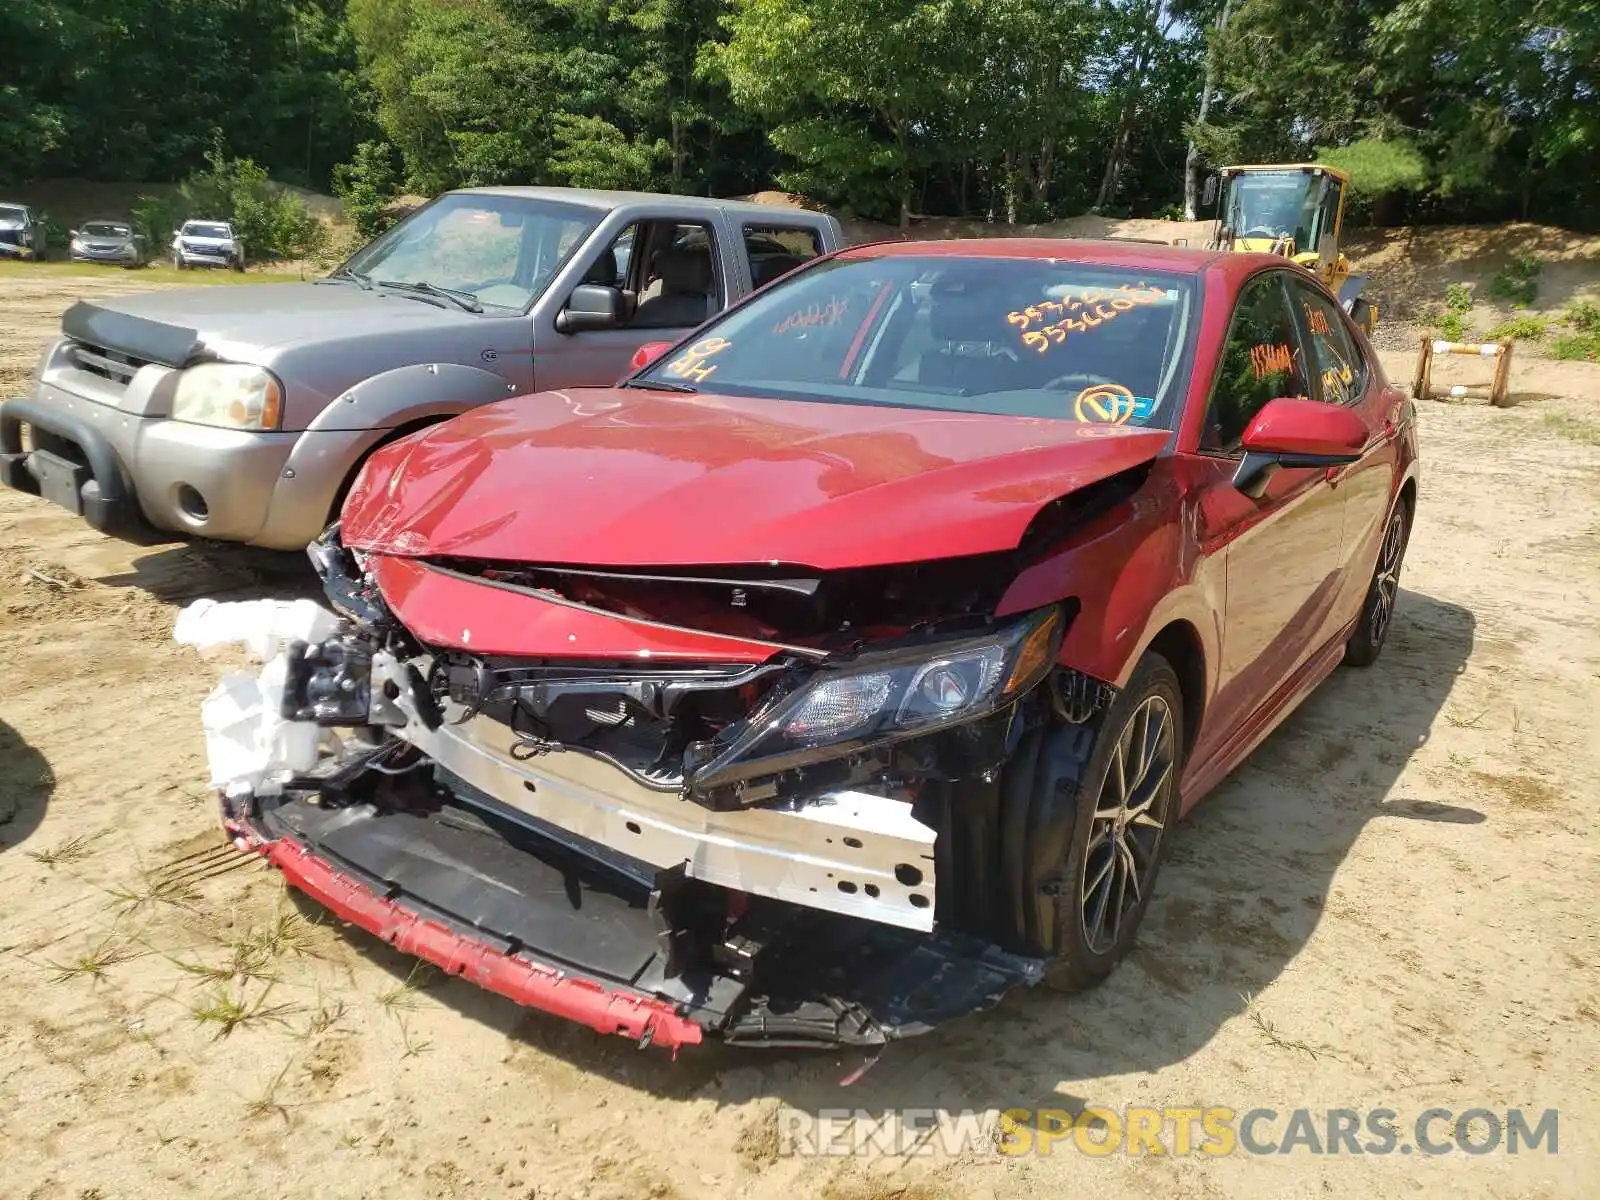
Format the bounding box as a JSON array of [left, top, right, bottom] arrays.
[[0, 188, 845, 548]]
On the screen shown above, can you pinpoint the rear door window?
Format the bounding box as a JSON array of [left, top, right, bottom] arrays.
[[1203, 272, 1310, 450], [743, 224, 823, 289], [1289, 280, 1366, 406]]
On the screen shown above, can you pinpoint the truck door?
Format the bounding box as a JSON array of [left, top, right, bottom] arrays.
[[533, 218, 732, 392]]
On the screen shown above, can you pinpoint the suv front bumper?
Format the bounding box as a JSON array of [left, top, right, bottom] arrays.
[[1, 388, 374, 548]]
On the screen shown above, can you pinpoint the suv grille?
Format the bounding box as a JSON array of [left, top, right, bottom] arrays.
[[67, 340, 150, 387]]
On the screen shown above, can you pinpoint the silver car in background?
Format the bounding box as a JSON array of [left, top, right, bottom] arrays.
[[172, 219, 245, 271], [0, 203, 43, 260], [70, 220, 149, 268]]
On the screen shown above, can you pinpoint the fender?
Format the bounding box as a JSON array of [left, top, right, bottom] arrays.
[[252, 364, 520, 550], [306, 361, 520, 436]]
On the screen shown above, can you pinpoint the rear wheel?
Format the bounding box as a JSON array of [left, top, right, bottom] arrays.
[[1344, 501, 1409, 667], [994, 653, 1183, 990]]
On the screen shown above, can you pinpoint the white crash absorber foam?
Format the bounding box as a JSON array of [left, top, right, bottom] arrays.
[[174, 598, 343, 796]]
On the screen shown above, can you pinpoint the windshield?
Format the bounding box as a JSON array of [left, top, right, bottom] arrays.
[[184, 223, 231, 239], [340, 193, 599, 312], [636, 255, 1198, 430], [1227, 172, 1320, 248], [83, 223, 130, 237]]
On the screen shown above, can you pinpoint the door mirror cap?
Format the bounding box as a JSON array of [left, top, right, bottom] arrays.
[[630, 340, 674, 370], [1233, 397, 1367, 499], [556, 283, 623, 333]]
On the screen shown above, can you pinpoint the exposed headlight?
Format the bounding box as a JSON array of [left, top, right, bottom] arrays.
[[170, 362, 284, 430], [693, 606, 1064, 785]]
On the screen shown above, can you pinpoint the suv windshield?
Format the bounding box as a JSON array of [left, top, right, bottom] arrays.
[[340, 193, 599, 313], [184, 223, 231, 239], [636, 255, 1197, 430], [0, 206, 25, 220]]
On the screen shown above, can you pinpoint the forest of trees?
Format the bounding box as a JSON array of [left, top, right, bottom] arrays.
[[3, 0, 1596, 230]]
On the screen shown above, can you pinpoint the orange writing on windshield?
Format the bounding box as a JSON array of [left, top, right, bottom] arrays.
[[774, 297, 848, 335], [1007, 284, 1166, 333], [1250, 343, 1294, 378], [665, 336, 731, 384]]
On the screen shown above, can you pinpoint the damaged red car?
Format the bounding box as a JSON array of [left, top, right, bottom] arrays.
[[203, 239, 1418, 1051]]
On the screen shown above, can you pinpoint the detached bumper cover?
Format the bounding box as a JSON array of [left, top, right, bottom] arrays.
[[253, 834, 705, 1050]]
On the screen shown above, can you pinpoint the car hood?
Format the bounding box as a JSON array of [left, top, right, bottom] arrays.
[[75, 283, 483, 354], [339, 387, 1171, 570]]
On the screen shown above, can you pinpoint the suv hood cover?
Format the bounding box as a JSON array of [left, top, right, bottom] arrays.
[[77, 284, 481, 352], [340, 387, 1170, 570]]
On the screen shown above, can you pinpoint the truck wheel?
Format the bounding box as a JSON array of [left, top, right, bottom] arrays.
[[994, 653, 1183, 990], [231, 257, 245, 273], [173, 254, 186, 270]]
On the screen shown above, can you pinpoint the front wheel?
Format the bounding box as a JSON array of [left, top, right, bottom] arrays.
[[995, 653, 1183, 990], [1344, 501, 1410, 667], [173, 254, 186, 270]]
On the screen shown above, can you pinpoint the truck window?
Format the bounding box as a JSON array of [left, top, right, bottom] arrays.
[[628, 222, 723, 331], [744, 224, 823, 289]]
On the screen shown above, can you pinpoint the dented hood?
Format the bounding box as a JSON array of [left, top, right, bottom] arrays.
[[340, 386, 1170, 570]]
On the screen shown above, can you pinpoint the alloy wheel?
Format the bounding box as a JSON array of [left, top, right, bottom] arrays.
[[1079, 694, 1176, 955], [1369, 511, 1405, 645]]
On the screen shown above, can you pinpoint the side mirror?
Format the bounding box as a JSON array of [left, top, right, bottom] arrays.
[[556, 283, 623, 333], [1233, 397, 1367, 499], [630, 340, 674, 370], [1202, 174, 1219, 208], [68, 229, 78, 238]]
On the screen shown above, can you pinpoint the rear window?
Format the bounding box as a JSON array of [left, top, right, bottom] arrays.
[[637, 254, 1198, 430]]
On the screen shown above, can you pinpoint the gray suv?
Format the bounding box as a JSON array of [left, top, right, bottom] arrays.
[[1, 188, 843, 548]]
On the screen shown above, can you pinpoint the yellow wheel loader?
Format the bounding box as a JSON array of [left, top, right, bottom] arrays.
[[1202, 163, 1378, 334]]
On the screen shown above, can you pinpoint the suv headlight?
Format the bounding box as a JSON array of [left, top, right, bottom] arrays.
[[170, 362, 283, 430], [691, 606, 1064, 786]]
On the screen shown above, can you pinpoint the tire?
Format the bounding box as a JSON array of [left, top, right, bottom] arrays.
[[173, 255, 186, 270], [1344, 500, 1410, 668], [995, 653, 1183, 991]]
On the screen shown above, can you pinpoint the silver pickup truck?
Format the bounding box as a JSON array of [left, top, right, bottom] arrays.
[[1, 188, 843, 548]]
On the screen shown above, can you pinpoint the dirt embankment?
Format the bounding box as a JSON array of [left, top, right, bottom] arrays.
[[1, 268, 1599, 1198]]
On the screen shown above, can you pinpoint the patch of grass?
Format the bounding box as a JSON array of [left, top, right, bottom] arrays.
[[46, 935, 134, 983], [1550, 332, 1600, 362], [242, 1058, 298, 1123], [300, 993, 347, 1039], [1444, 707, 1490, 729], [1542, 412, 1600, 445], [1444, 282, 1474, 314], [28, 830, 105, 868], [1564, 299, 1600, 334], [1242, 992, 1344, 1061], [396, 1015, 433, 1059], [106, 866, 202, 914], [1483, 315, 1547, 341], [376, 961, 441, 1019], [189, 982, 298, 1038], [0, 259, 304, 285], [1488, 253, 1541, 308], [1437, 311, 1468, 341]]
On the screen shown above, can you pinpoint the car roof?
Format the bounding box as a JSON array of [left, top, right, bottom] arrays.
[[454, 186, 833, 220], [838, 237, 1290, 285]]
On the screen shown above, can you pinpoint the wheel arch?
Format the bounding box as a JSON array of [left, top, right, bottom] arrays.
[[1142, 619, 1207, 765]]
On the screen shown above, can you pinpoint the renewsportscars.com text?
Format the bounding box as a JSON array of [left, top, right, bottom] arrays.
[[777, 1106, 1559, 1158]]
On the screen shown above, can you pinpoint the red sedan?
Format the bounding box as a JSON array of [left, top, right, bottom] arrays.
[[212, 239, 1417, 1050]]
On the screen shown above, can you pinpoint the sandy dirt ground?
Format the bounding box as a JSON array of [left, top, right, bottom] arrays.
[[1, 271, 1598, 1200]]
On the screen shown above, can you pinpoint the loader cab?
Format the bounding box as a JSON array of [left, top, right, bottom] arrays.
[[1212, 164, 1347, 261]]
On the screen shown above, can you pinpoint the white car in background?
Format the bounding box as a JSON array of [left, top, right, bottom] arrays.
[[171, 220, 245, 271]]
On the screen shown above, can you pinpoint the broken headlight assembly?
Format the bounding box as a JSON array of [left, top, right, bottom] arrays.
[[689, 605, 1064, 788]]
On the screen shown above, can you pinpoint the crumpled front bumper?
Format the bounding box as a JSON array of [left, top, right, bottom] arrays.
[[183, 596, 1045, 1050]]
